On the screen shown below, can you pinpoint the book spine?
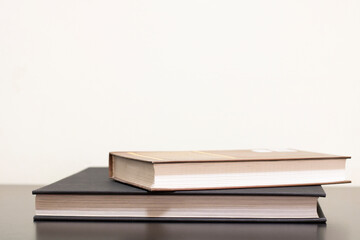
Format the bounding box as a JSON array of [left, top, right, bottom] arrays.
[[109, 153, 114, 178]]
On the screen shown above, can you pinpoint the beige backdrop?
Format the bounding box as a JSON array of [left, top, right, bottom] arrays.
[[0, 0, 359, 185]]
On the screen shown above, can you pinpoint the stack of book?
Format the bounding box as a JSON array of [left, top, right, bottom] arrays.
[[33, 149, 350, 222]]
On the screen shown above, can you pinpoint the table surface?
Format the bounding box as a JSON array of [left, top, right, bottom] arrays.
[[0, 185, 359, 240]]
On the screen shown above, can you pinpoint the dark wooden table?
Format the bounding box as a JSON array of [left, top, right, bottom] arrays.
[[0, 185, 359, 240]]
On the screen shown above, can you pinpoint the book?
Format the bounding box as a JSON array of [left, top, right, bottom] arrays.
[[109, 149, 350, 191], [33, 168, 327, 222]]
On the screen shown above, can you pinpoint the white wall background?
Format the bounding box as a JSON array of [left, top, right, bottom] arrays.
[[0, 0, 359, 185]]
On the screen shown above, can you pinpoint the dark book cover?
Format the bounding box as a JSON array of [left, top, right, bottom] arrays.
[[33, 168, 327, 222]]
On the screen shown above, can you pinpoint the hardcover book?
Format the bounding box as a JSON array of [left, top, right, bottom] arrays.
[[109, 149, 350, 191], [33, 168, 327, 222]]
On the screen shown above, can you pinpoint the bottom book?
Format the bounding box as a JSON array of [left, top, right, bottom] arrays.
[[33, 168, 327, 223]]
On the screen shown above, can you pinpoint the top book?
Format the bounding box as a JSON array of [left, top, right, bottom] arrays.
[[109, 149, 350, 191]]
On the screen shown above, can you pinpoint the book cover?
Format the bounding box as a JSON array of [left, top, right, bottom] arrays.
[[109, 149, 349, 163], [33, 168, 327, 222], [109, 149, 350, 191]]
